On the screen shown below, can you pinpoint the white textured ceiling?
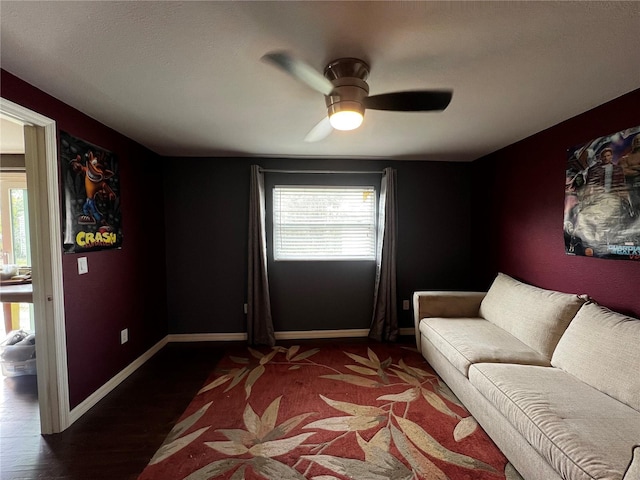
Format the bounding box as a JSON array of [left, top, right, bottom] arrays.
[[1, 1, 639, 162]]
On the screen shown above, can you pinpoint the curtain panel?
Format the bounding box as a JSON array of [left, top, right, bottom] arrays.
[[369, 167, 398, 342], [247, 165, 276, 346]]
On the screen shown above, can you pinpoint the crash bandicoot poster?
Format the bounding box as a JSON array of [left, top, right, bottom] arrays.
[[60, 132, 122, 253], [564, 125, 640, 261]]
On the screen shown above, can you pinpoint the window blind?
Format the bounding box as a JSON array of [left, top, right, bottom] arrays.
[[273, 186, 376, 261]]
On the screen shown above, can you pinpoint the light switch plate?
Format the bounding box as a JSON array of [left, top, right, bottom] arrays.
[[402, 300, 410, 310], [77, 257, 88, 275]]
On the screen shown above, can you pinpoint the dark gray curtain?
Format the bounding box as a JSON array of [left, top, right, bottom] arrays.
[[369, 167, 398, 342], [247, 165, 276, 346]]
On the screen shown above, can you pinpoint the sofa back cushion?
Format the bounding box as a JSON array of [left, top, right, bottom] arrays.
[[478, 273, 586, 359], [552, 302, 640, 412]]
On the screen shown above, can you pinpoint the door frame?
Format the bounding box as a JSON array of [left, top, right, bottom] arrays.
[[1, 98, 70, 433]]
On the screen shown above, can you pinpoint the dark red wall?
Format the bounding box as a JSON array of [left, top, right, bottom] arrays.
[[472, 89, 640, 318], [1, 70, 168, 408]]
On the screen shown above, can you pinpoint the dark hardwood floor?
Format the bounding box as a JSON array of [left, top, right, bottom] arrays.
[[0, 342, 230, 480]]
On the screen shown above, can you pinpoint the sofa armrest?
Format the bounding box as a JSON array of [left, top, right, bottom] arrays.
[[412, 291, 486, 351]]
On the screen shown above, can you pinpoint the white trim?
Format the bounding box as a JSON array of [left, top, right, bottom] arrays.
[[1, 98, 69, 434], [68, 337, 169, 425], [168, 332, 248, 342], [169, 327, 415, 343], [276, 328, 369, 340]]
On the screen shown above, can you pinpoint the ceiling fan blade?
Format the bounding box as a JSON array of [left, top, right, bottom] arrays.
[[364, 90, 453, 112], [304, 117, 333, 143], [261, 51, 334, 96]]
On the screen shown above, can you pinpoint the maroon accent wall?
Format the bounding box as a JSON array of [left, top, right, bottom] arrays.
[[472, 89, 640, 318], [1, 70, 168, 408]]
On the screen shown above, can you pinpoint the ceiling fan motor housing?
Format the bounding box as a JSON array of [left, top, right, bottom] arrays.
[[324, 58, 370, 118]]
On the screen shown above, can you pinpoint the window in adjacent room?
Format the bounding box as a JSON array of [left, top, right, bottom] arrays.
[[0, 170, 33, 335], [1, 175, 31, 267], [273, 185, 376, 261]]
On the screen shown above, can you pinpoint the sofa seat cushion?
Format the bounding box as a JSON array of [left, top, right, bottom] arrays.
[[469, 363, 640, 480], [478, 273, 587, 359], [419, 317, 550, 377], [552, 302, 640, 412]]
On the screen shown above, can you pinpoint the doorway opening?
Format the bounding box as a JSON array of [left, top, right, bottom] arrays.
[[0, 99, 69, 434], [1, 118, 35, 362], [0, 118, 40, 447]]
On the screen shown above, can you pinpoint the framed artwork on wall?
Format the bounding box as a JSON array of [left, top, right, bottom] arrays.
[[59, 131, 123, 253], [564, 125, 640, 261]]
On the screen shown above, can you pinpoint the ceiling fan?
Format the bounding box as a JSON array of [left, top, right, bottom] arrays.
[[262, 51, 453, 142]]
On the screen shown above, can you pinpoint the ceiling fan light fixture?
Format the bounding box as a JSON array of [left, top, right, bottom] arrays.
[[262, 52, 453, 141], [327, 100, 365, 131], [329, 110, 363, 131]]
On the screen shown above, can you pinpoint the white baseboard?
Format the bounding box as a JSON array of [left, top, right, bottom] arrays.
[[169, 327, 415, 343], [168, 332, 247, 342], [68, 336, 169, 426]]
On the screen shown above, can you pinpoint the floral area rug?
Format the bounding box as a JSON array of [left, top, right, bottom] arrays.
[[138, 343, 520, 480]]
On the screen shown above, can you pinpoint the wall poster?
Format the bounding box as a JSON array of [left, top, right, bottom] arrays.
[[60, 131, 122, 253], [564, 125, 640, 261]]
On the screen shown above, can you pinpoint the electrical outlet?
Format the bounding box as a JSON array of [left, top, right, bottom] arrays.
[[244, 303, 248, 314], [120, 328, 128, 344], [402, 300, 410, 311], [77, 257, 88, 275]]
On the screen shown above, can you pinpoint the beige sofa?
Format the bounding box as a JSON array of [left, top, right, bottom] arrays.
[[413, 273, 640, 480]]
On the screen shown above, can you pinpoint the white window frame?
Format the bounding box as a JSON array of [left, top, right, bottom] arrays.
[[273, 185, 377, 261]]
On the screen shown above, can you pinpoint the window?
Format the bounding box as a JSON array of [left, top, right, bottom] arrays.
[[273, 185, 376, 261], [0, 171, 33, 335], [0, 172, 30, 266]]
